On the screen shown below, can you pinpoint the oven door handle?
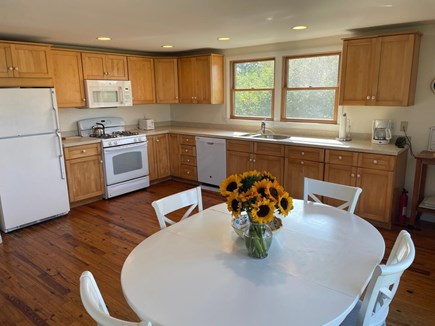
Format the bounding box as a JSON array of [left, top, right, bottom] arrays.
[[104, 142, 147, 152]]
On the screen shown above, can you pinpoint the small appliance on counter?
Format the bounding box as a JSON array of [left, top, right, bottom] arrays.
[[372, 119, 392, 144], [138, 119, 155, 130]]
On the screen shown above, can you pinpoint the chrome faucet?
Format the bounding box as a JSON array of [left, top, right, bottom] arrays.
[[261, 121, 266, 134]]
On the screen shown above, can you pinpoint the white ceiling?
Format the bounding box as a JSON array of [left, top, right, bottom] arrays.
[[1, 0, 435, 53]]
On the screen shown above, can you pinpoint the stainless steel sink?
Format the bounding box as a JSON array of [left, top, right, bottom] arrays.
[[253, 134, 289, 140]]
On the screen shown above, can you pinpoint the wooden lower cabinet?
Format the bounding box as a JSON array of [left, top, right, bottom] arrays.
[[168, 134, 197, 181], [226, 139, 285, 183], [325, 149, 407, 227], [147, 134, 170, 181], [283, 145, 325, 200], [64, 143, 104, 203]]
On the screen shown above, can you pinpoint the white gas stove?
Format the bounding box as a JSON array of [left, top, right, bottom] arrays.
[[77, 117, 149, 198]]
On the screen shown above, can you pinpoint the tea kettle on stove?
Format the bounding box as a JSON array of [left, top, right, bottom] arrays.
[[372, 119, 392, 144], [91, 123, 105, 137]]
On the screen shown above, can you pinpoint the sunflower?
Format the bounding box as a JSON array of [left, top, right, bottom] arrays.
[[226, 192, 242, 217], [219, 174, 241, 196], [253, 179, 270, 199], [267, 180, 283, 202], [278, 192, 292, 216], [250, 198, 275, 224], [260, 171, 277, 183]]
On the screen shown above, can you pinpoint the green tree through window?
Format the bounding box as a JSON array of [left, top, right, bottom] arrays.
[[282, 53, 340, 123], [231, 59, 275, 119]]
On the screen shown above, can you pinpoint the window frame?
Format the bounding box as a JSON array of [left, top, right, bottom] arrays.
[[281, 52, 341, 124], [230, 57, 275, 121]]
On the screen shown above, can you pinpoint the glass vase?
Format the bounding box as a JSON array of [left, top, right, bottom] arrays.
[[243, 222, 273, 259]]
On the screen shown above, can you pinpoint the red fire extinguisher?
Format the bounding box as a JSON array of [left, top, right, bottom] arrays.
[[399, 188, 408, 225]]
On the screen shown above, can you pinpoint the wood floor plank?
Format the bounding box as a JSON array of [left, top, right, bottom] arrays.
[[0, 180, 434, 325]]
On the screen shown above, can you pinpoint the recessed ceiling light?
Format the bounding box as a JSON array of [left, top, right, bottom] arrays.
[[292, 25, 308, 30], [217, 37, 230, 41], [381, 4, 393, 7], [161, 45, 174, 48], [97, 36, 111, 41]]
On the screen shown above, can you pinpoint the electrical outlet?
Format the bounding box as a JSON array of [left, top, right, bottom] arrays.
[[400, 121, 408, 132]]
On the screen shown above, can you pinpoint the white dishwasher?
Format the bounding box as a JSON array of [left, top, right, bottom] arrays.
[[195, 136, 226, 187]]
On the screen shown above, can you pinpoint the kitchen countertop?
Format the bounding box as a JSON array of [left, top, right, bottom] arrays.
[[62, 126, 406, 155]]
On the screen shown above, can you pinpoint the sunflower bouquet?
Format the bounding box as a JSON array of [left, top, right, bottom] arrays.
[[220, 170, 292, 223], [220, 170, 293, 258]]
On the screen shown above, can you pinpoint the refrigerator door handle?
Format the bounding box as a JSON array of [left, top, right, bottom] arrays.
[[56, 132, 66, 179]]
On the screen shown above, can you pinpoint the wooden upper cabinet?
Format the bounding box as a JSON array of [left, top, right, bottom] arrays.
[[0, 42, 53, 78], [81, 52, 128, 80], [178, 54, 224, 104], [52, 49, 86, 108], [127, 56, 155, 104], [340, 32, 421, 106], [154, 58, 179, 103]]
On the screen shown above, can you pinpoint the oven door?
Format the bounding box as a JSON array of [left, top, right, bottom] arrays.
[[103, 142, 148, 185]]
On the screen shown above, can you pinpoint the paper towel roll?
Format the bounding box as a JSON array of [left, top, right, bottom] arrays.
[[338, 113, 347, 139]]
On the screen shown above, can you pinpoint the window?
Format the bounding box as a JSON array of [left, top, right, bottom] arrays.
[[231, 58, 275, 120], [282, 53, 340, 123]]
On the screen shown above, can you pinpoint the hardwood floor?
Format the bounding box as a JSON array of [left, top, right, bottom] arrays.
[[0, 180, 434, 325]]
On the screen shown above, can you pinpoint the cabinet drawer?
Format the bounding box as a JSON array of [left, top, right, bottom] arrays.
[[180, 145, 196, 156], [180, 164, 197, 180], [227, 139, 253, 153], [254, 142, 285, 157], [286, 145, 325, 162], [64, 143, 101, 160], [181, 155, 197, 166], [325, 150, 358, 166], [358, 153, 395, 171], [180, 135, 195, 145]]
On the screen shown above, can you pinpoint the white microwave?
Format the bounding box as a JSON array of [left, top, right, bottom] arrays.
[[85, 80, 133, 108]]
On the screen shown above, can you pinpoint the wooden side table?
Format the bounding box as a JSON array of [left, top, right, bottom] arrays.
[[410, 151, 435, 225]]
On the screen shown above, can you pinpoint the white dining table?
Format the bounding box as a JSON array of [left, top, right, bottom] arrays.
[[121, 200, 385, 326]]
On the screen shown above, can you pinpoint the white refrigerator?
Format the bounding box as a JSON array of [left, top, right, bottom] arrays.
[[0, 88, 70, 232]]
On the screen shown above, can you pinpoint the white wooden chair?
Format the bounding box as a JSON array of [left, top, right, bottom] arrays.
[[80, 271, 153, 326], [303, 177, 362, 213], [341, 230, 416, 326], [151, 186, 203, 230]]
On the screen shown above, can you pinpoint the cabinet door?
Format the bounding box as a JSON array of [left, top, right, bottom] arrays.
[[284, 158, 324, 200], [82, 53, 106, 79], [226, 151, 253, 176], [148, 135, 170, 181], [65, 155, 104, 202], [154, 134, 170, 178], [105, 55, 128, 80], [373, 33, 419, 106], [355, 167, 394, 223], [178, 57, 195, 103], [0, 43, 14, 77], [147, 135, 158, 181], [127, 56, 155, 104], [52, 50, 86, 108], [255, 154, 284, 184], [194, 56, 212, 104], [169, 134, 181, 177], [154, 58, 179, 103], [324, 163, 358, 208], [10, 44, 53, 78], [340, 38, 375, 105]]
